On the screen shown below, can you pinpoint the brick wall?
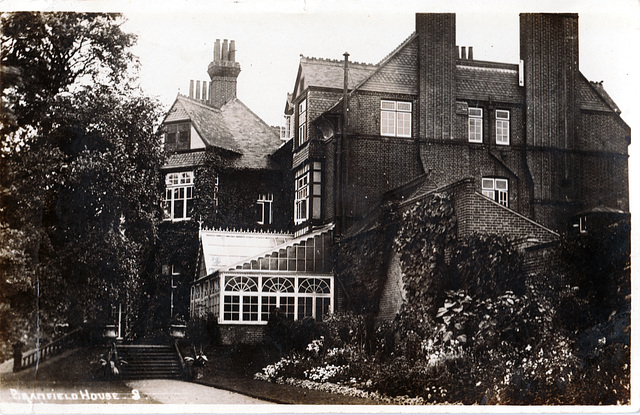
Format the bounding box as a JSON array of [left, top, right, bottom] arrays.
[[451, 178, 558, 244], [343, 136, 421, 221], [521, 13, 579, 150], [522, 242, 561, 276], [209, 76, 238, 108], [218, 325, 265, 345], [416, 13, 456, 140], [375, 251, 406, 323]]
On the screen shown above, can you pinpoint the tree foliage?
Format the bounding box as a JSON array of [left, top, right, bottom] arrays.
[[0, 12, 163, 348], [0, 12, 136, 141]]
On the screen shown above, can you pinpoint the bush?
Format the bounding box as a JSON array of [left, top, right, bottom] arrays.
[[186, 313, 219, 351], [263, 308, 317, 358]]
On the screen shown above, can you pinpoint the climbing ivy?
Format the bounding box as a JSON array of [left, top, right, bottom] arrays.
[[393, 193, 457, 312], [335, 203, 399, 315]]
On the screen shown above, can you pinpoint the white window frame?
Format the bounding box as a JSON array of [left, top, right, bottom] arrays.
[[163, 171, 194, 221], [381, 100, 412, 138], [207, 274, 333, 324], [294, 164, 310, 225], [468, 108, 483, 143], [257, 193, 274, 225], [496, 110, 510, 145], [281, 114, 295, 140], [298, 99, 307, 147], [482, 177, 508, 207]]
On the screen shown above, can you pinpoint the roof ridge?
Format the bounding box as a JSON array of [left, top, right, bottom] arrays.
[[177, 94, 222, 113], [300, 54, 377, 68]]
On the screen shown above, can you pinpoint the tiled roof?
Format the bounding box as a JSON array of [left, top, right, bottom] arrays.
[[162, 95, 282, 170], [578, 77, 620, 113], [299, 56, 377, 90], [456, 62, 523, 103], [220, 99, 284, 170], [167, 96, 239, 153], [163, 151, 206, 170]]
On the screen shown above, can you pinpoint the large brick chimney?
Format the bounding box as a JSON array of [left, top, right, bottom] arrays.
[[520, 13, 580, 225], [520, 13, 579, 150], [208, 39, 241, 108], [416, 13, 457, 140]]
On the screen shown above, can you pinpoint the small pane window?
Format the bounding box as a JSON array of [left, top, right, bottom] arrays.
[[482, 177, 508, 207], [469, 108, 483, 143], [298, 99, 307, 147], [381, 100, 412, 137], [257, 193, 274, 225], [496, 110, 510, 145], [163, 171, 194, 221]]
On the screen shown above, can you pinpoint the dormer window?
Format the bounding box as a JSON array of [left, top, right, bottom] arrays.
[[165, 122, 191, 152]]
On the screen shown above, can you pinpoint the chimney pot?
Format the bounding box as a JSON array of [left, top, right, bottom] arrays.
[[229, 40, 236, 62], [202, 81, 208, 101], [222, 39, 229, 61], [189, 80, 194, 98], [468, 46, 473, 60], [195, 80, 201, 100], [214, 39, 221, 61], [461, 46, 467, 60]]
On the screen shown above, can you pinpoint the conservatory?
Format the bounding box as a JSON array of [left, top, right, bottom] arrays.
[[191, 225, 335, 325]]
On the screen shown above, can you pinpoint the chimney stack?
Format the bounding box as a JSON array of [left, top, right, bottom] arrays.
[[520, 13, 578, 150], [214, 39, 221, 61], [229, 40, 236, 62], [208, 39, 241, 108], [416, 13, 456, 140]]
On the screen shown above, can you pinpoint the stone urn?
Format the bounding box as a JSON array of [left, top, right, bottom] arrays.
[[169, 324, 187, 339]]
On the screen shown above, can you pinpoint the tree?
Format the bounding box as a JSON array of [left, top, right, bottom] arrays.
[[0, 12, 163, 347], [0, 12, 136, 143]]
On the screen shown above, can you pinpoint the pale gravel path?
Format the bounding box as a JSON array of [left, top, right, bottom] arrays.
[[125, 379, 275, 405]]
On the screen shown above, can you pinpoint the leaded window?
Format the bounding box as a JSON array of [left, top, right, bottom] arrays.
[[294, 164, 310, 225]]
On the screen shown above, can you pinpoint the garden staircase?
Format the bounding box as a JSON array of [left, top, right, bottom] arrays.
[[116, 344, 184, 380]]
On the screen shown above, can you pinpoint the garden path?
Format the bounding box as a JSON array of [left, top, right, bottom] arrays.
[[125, 379, 274, 405]]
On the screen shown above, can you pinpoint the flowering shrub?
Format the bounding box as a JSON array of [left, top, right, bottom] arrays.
[[304, 364, 348, 383]]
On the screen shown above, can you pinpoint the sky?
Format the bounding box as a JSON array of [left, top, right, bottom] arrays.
[[3, 0, 639, 275]]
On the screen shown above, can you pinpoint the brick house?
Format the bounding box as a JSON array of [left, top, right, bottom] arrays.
[[179, 13, 629, 343], [289, 13, 629, 237], [158, 39, 291, 322]]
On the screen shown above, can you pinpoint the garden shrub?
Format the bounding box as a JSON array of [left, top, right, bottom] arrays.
[[394, 193, 457, 314], [335, 203, 399, 315], [450, 233, 525, 297], [263, 308, 318, 358]]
